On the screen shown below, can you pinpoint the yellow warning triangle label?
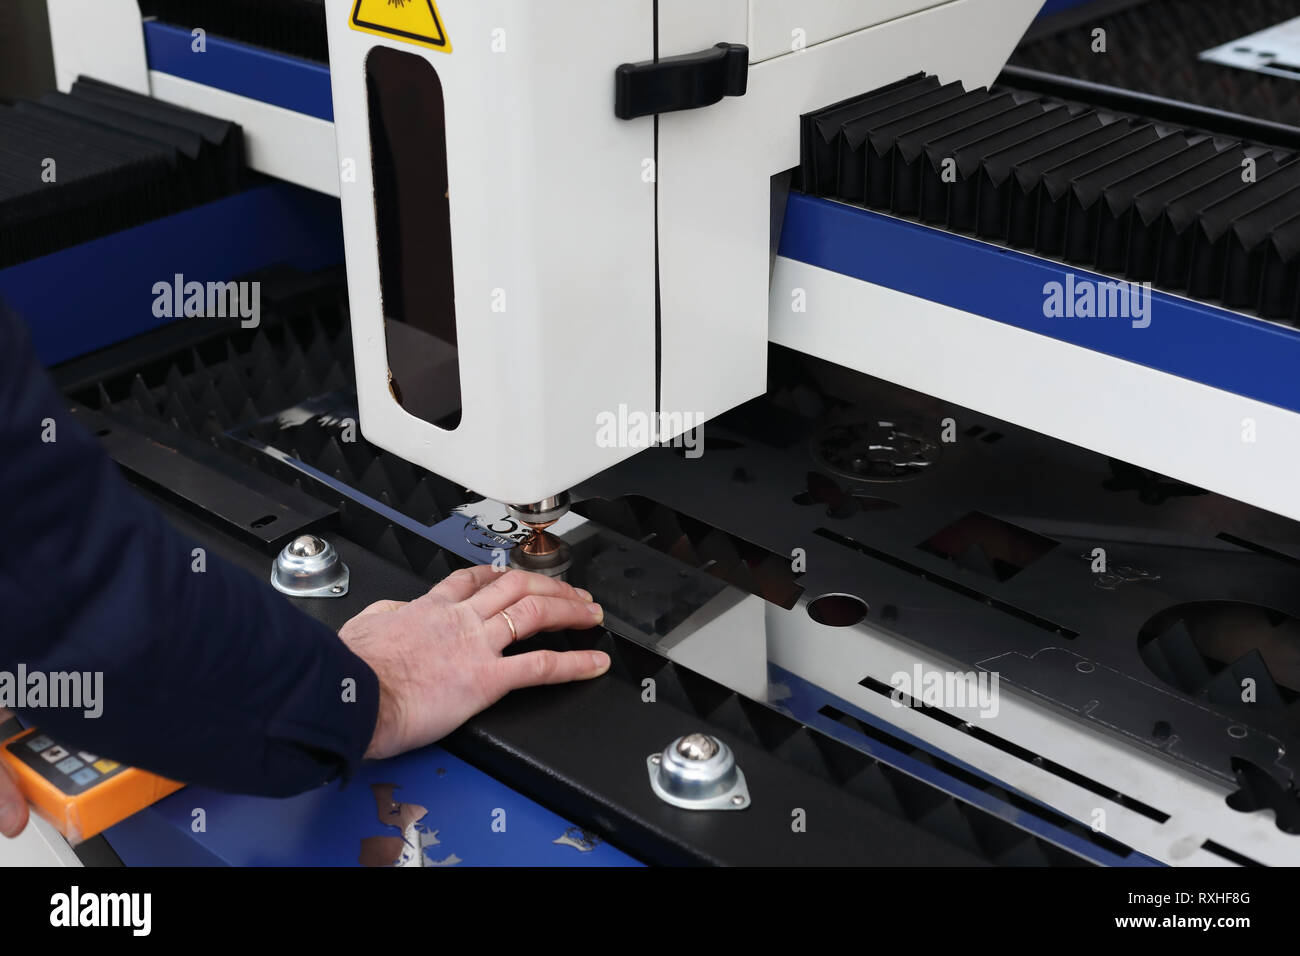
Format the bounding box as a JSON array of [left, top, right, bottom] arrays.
[[350, 0, 452, 54]]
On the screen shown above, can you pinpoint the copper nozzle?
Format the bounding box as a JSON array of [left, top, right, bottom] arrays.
[[521, 528, 562, 557]]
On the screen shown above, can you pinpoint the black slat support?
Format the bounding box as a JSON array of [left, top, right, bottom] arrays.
[[800, 72, 1300, 323]]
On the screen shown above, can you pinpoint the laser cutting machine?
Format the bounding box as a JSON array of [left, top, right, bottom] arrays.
[[7, 0, 1300, 867]]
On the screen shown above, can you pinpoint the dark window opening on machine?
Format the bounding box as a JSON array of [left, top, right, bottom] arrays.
[[366, 45, 462, 430]]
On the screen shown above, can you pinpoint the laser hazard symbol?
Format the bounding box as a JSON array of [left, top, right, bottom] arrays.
[[350, 0, 452, 54]]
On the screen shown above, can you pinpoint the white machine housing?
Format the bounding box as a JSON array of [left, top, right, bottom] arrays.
[[321, 0, 1042, 505], [47, 1, 1300, 521]]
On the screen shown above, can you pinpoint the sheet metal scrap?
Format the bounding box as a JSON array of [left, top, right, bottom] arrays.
[[553, 827, 601, 853], [360, 783, 461, 867]]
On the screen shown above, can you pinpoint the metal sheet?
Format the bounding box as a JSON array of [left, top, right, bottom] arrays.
[[575, 355, 1300, 797], [1201, 17, 1300, 82]]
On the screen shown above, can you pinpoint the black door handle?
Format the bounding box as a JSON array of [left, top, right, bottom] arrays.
[[615, 42, 749, 120]]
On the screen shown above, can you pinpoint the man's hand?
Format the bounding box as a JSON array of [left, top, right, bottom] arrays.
[[0, 710, 29, 838], [340, 567, 609, 760]]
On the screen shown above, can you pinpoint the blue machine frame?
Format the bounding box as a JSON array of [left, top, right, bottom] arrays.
[[144, 20, 335, 121], [779, 193, 1300, 417], [0, 184, 346, 367]]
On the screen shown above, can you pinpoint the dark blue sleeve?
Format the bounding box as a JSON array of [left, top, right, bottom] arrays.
[[0, 302, 381, 797]]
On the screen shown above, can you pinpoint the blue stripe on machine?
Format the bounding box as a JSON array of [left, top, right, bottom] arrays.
[[777, 192, 1300, 416], [144, 20, 335, 121], [0, 184, 346, 366]]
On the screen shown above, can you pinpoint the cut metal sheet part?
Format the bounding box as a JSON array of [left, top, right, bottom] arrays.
[[1201, 17, 1300, 82]]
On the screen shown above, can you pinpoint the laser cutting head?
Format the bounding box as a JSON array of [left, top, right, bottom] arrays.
[[323, 0, 1044, 505]]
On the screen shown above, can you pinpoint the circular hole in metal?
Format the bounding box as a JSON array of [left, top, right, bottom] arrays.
[[1075, 661, 1095, 674], [1228, 725, 1248, 740], [807, 594, 868, 627]]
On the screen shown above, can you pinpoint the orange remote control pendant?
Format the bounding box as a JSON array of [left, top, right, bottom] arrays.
[[1, 728, 183, 844]]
